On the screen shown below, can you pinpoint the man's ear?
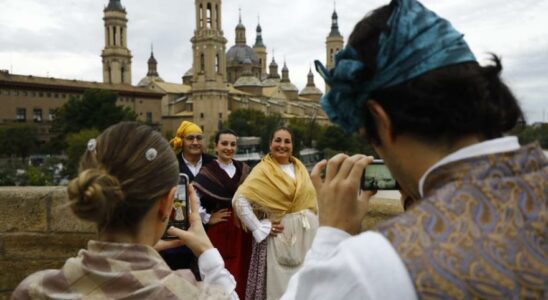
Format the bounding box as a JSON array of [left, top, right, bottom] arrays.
[[366, 100, 394, 144], [159, 186, 176, 218]]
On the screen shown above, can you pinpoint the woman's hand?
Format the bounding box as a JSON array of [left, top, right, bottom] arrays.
[[208, 208, 231, 225], [310, 154, 375, 235], [166, 184, 214, 257], [269, 222, 284, 237]]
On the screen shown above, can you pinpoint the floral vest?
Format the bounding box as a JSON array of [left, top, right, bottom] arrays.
[[377, 144, 548, 299]]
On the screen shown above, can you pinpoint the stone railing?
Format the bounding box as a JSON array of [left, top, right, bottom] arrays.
[[0, 187, 402, 299], [0, 187, 95, 300]]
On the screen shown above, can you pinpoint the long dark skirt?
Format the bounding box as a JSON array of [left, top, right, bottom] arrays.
[[245, 239, 268, 300]]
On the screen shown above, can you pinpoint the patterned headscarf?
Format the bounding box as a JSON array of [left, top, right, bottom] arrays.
[[315, 0, 477, 132], [170, 121, 202, 151]]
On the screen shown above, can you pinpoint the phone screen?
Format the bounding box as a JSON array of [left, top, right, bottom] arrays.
[[361, 160, 398, 190], [162, 173, 189, 240]]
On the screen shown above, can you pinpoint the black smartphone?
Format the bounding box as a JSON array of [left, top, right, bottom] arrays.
[[361, 160, 399, 190], [162, 173, 189, 240]]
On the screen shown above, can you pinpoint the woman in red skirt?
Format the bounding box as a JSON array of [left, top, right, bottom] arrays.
[[193, 129, 252, 298]]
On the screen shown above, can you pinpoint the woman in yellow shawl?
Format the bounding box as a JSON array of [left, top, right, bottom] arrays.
[[233, 127, 319, 300]]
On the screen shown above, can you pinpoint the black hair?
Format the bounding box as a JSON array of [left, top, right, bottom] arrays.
[[214, 128, 238, 144], [270, 127, 294, 143], [348, 5, 524, 145]]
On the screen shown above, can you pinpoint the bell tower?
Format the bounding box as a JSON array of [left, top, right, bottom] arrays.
[[190, 0, 229, 139], [101, 0, 132, 85], [325, 4, 344, 92]]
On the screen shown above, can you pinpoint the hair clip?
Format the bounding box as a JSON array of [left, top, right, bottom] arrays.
[[87, 139, 97, 152], [145, 148, 158, 161]]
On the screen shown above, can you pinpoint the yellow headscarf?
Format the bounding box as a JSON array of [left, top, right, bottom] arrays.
[[233, 154, 317, 222], [170, 121, 202, 151]]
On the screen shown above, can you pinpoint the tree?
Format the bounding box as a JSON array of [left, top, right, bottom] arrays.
[[0, 123, 39, 161], [50, 89, 137, 151], [225, 109, 267, 136], [317, 125, 377, 158]]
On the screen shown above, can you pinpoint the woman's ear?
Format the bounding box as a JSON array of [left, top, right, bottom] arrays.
[[158, 186, 176, 220], [366, 100, 394, 144]]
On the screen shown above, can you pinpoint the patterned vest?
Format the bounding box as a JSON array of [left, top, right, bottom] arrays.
[[376, 144, 548, 299]]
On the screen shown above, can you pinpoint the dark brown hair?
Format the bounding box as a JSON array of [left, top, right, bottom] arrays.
[[67, 122, 178, 232], [349, 5, 523, 145]]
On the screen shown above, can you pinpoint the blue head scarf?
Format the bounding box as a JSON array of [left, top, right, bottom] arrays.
[[315, 0, 477, 133]]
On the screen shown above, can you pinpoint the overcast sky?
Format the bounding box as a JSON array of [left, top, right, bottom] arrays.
[[1, 0, 547, 123]]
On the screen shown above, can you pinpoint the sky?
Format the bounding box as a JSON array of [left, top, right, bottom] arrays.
[[1, 0, 547, 123]]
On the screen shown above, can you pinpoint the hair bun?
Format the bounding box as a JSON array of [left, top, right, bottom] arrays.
[[67, 168, 124, 226], [170, 136, 183, 151]]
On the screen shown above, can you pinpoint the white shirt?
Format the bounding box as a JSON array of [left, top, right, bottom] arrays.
[[282, 137, 521, 299], [198, 248, 238, 299], [182, 154, 203, 177]]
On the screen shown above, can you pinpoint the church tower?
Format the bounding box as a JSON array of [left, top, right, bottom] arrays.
[[101, 0, 132, 85], [325, 5, 343, 92], [190, 0, 229, 138], [253, 18, 267, 78]]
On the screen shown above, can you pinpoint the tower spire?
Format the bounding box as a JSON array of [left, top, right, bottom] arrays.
[[329, 1, 341, 37]]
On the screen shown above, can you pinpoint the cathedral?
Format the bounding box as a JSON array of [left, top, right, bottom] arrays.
[[0, 0, 345, 141]]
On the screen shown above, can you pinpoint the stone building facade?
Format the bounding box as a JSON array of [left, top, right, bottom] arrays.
[[0, 0, 345, 142]]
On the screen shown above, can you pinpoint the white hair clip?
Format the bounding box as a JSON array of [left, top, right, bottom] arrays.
[[145, 148, 158, 161], [87, 139, 97, 152]]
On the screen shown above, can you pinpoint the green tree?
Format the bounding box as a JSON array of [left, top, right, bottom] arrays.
[[513, 123, 548, 148], [260, 113, 283, 154], [65, 129, 100, 178], [0, 123, 39, 161], [50, 89, 137, 152], [317, 125, 377, 158], [225, 109, 267, 136]]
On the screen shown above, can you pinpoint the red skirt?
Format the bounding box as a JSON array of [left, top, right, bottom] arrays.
[[207, 209, 252, 299]]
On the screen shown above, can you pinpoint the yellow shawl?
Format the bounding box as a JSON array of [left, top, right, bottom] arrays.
[[234, 154, 317, 222]]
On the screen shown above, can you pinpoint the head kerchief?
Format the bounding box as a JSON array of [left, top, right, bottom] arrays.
[[315, 0, 477, 132], [170, 121, 202, 151]]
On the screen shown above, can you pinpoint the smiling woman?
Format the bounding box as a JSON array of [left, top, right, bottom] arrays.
[[192, 129, 253, 299], [232, 127, 319, 299]]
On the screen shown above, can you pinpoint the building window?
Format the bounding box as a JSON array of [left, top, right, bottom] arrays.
[[216, 54, 220, 73], [219, 112, 222, 118], [200, 53, 205, 72], [16, 108, 26, 122], [206, 3, 212, 29], [199, 4, 203, 28], [48, 109, 55, 121], [33, 108, 43, 122], [200, 113, 204, 118], [146, 112, 152, 123], [201, 125, 204, 131]]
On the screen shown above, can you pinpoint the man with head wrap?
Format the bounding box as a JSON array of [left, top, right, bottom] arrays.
[[282, 0, 547, 299], [161, 121, 215, 278]]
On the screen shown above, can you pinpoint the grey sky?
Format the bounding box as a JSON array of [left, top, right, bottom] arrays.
[[1, 0, 547, 123]]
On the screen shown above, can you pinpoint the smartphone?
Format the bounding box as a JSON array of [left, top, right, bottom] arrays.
[[361, 160, 399, 190], [162, 173, 189, 240]]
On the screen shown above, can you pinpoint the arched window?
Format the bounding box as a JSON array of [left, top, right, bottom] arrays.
[[113, 27, 117, 46], [216, 54, 220, 73], [199, 4, 203, 28], [200, 53, 205, 72], [206, 3, 212, 29]]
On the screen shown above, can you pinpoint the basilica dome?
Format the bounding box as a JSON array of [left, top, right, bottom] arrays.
[[226, 45, 260, 65]]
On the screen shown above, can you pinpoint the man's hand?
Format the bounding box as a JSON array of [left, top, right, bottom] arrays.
[[208, 208, 231, 225], [310, 154, 375, 235], [164, 184, 214, 257]]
